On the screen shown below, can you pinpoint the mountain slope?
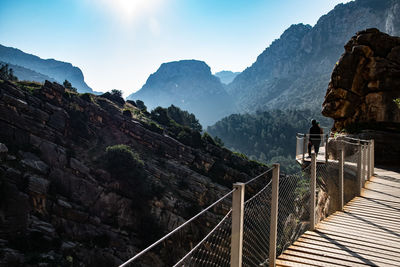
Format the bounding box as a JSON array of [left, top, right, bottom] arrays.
[[228, 0, 400, 113], [214, 70, 240, 84], [128, 60, 235, 127], [0, 44, 94, 93]]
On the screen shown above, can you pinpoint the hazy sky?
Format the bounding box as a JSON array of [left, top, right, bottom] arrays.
[[0, 0, 351, 96]]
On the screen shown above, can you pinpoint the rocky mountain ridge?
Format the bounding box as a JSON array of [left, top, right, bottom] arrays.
[[227, 0, 400, 113], [0, 44, 94, 94], [0, 78, 266, 265], [128, 60, 235, 127]]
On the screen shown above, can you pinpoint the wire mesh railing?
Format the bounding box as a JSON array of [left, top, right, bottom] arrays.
[[174, 211, 232, 267], [119, 189, 235, 267], [242, 176, 272, 266], [120, 134, 375, 267], [296, 133, 329, 162], [276, 164, 311, 256]]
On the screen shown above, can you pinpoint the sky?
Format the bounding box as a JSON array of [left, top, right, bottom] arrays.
[[0, 0, 351, 97]]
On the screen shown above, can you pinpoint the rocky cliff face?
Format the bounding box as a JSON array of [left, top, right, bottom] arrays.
[[127, 60, 235, 127], [322, 28, 400, 165], [0, 79, 266, 266], [0, 44, 94, 94], [322, 28, 400, 131], [228, 0, 400, 113]]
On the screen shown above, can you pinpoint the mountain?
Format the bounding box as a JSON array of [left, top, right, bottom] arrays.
[[0, 61, 56, 83], [0, 44, 94, 93], [228, 0, 400, 113], [127, 60, 235, 127], [0, 79, 268, 266], [214, 70, 240, 84]]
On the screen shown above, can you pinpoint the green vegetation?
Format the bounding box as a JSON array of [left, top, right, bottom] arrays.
[[15, 80, 42, 93], [0, 63, 18, 81], [151, 105, 202, 132], [394, 98, 400, 109], [101, 89, 125, 106], [105, 144, 144, 180], [63, 79, 77, 92], [207, 109, 332, 173]]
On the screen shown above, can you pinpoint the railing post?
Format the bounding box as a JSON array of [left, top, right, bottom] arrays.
[[269, 163, 280, 267], [231, 183, 245, 267], [362, 144, 367, 187], [302, 135, 306, 163], [371, 140, 374, 176], [367, 142, 371, 180], [339, 149, 344, 211], [357, 144, 362, 196], [310, 153, 316, 230], [325, 134, 328, 163]]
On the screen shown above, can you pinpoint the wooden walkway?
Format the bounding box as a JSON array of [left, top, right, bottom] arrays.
[[276, 167, 400, 267]]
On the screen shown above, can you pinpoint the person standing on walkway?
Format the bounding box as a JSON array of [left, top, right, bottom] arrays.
[[308, 119, 323, 157]]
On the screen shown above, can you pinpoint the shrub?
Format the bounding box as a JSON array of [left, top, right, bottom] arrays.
[[105, 144, 144, 180], [101, 90, 125, 106], [136, 100, 147, 111], [394, 98, 400, 109]]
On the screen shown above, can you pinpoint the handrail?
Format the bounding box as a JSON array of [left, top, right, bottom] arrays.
[[119, 188, 236, 267], [172, 210, 233, 266], [244, 167, 274, 185]]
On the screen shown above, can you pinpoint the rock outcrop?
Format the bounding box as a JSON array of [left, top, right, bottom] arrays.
[[322, 28, 400, 165], [0, 79, 266, 266], [322, 28, 400, 130]]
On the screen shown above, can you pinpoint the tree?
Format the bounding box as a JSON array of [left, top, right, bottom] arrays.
[[136, 100, 147, 111], [111, 89, 123, 98], [0, 64, 18, 81], [63, 79, 77, 92], [63, 80, 72, 89]]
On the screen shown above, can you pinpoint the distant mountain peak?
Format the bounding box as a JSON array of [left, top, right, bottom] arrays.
[[214, 71, 241, 84], [0, 44, 94, 93], [128, 60, 235, 126]]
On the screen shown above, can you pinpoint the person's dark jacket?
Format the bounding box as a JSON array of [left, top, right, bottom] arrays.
[[309, 124, 322, 141]]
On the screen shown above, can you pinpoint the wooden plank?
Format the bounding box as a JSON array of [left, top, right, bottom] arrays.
[[323, 211, 400, 227], [312, 228, 400, 249], [276, 259, 318, 267], [278, 253, 342, 267], [299, 233, 400, 255], [323, 213, 400, 228], [343, 206, 400, 217], [302, 231, 400, 253], [296, 235, 400, 260], [318, 221, 400, 240], [290, 241, 400, 266], [282, 249, 371, 267]]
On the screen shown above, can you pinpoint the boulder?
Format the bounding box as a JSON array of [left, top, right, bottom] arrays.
[[322, 29, 400, 165], [322, 28, 400, 131]]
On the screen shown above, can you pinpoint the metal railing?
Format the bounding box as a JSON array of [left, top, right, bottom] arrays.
[[119, 135, 375, 267], [296, 133, 329, 163]]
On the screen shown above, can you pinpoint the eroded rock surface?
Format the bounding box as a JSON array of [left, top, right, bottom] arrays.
[[322, 28, 400, 131]]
